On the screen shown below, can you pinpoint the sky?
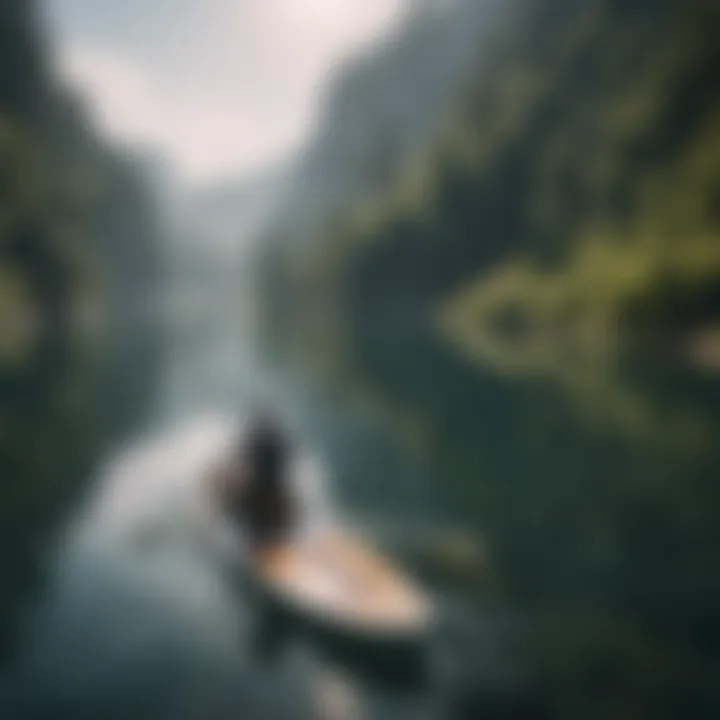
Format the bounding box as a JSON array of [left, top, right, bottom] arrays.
[[45, 0, 409, 184]]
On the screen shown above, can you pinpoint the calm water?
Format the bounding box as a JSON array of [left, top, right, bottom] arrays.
[[3, 292, 720, 719]]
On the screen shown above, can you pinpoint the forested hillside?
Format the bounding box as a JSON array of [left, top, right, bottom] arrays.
[[262, 0, 720, 403], [0, 0, 160, 663], [260, 0, 506, 249]]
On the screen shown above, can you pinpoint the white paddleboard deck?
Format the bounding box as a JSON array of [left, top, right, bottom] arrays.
[[251, 528, 433, 637]]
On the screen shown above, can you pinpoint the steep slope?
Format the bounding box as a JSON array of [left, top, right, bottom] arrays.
[[0, 0, 161, 664], [263, 0, 509, 245], [264, 0, 720, 380], [256, 0, 520, 361], [0, 0, 45, 113]]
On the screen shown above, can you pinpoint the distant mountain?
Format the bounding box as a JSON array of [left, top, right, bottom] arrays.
[[263, 0, 506, 244], [176, 167, 289, 257]]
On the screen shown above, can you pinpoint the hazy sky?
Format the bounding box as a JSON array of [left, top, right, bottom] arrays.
[[46, 0, 409, 183]]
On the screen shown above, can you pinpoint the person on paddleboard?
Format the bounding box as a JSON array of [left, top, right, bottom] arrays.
[[222, 410, 296, 544]]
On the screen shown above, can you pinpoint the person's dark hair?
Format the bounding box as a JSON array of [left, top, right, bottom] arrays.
[[245, 411, 291, 481]]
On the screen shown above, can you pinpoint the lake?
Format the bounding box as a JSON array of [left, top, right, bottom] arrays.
[[2, 288, 720, 720]]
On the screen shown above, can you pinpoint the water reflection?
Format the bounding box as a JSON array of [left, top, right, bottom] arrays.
[[342, 311, 720, 718], [12, 417, 460, 719], [13, 292, 715, 718], [12, 417, 303, 719]]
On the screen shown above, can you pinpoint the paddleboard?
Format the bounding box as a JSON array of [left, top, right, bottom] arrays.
[[250, 527, 434, 643]]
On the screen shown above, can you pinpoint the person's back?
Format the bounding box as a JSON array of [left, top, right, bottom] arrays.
[[226, 412, 295, 545]]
